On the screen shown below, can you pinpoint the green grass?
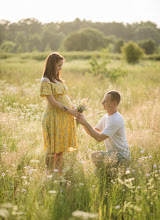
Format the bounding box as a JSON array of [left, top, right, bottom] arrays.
[[0, 53, 160, 219]]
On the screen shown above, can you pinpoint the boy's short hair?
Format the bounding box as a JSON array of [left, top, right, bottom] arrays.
[[107, 90, 121, 105]]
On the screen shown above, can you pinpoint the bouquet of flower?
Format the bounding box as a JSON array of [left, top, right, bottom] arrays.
[[77, 104, 87, 113], [74, 99, 88, 125]]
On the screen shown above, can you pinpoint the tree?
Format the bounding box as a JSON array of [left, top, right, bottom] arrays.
[[135, 26, 160, 44], [41, 30, 64, 51], [28, 34, 41, 51], [114, 39, 124, 53], [0, 20, 8, 44], [15, 31, 27, 52], [61, 28, 106, 51], [138, 39, 156, 54], [0, 41, 16, 53], [122, 41, 144, 63], [1, 19, 160, 53], [18, 18, 42, 34]]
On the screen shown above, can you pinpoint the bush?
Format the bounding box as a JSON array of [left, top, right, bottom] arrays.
[[122, 41, 144, 63], [0, 53, 11, 59], [19, 51, 121, 61], [0, 41, 16, 53], [114, 39, 124, 53], [138, 39, 156, 54], [89, 48, 127, 80], [145, 54, 160, 61]]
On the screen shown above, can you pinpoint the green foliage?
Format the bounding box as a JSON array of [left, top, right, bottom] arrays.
[[89, 48, 110, 75], [41, 31, 64, 51], [0, 54, 160, 219], [138, 39, 156, 54], [0, 41, 16, 53], [0, 53, 11, 59], [103, 35, 117, 50], [15, 31, 27, 52], [145, 54, 160, 61], [61, 28, 106, 51], [114, 39, 124, 53], [89, 48, 127, 80], [122, 41, 144, 63], [32, 53, 48, 61], [108, 67, 127, 80], [0, 19, 160, 53], [135, 25, 160, 44]]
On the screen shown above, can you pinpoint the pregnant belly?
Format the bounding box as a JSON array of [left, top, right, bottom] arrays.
[[47, 94, 73, 109]]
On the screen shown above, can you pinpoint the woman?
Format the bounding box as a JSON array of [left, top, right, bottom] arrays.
[[40, 52, 80, 174]]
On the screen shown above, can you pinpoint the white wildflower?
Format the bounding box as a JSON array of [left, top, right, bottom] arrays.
[[53, 169, 59, 173], [125, 178, 135, 183], [53, 180, 59, 183], [1, 203, 13, 208], [153, 164, 157, 168], [30, 159, 40, 163], [47, 175, 53, 179], [117, 178, 124, 184], [125, 170, 130, 175], [134, 206, 142, 212], [24, 166, 30, 169], [79, 183, 85, 186], [21, 176, 27, 179], [12, 211, 24, 216], [48, 190, 57, 194], [115, 205, 121, 209], [72, 210, 98, 219], [28, 170, 33, 175], [0, 208, 10, 219]]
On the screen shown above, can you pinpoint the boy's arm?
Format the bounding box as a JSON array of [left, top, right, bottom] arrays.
[[85, 127, 102, 137], [77, 115, 108, 142]]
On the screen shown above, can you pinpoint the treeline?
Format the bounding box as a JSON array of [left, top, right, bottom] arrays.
[[0, 18, 160, 54]]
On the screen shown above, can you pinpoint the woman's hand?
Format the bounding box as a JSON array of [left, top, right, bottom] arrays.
[[69, 109, 81, 118]]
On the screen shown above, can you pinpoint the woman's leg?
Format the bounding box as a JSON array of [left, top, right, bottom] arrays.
[[45, 151, 55, 172], [55, 152, 63, 174]]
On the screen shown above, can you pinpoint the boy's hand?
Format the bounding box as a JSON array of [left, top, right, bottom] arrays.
[[76, 114, 87, 125]]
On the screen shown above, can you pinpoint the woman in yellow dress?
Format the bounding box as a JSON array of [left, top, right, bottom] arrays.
[[40, 52, 80, 174]]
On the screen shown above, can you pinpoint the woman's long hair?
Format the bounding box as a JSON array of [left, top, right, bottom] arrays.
[[43, 52, 64, 82]]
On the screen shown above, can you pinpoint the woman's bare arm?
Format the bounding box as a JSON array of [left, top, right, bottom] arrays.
[[46, 94, 80, 117]]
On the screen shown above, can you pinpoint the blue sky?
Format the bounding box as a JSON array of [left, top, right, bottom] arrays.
[[0, 0, 160, 26]]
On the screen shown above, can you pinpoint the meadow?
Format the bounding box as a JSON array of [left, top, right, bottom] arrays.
[[0, 52, 160, 220]]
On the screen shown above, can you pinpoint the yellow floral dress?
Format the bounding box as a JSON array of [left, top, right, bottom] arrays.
[[40, 79, 78, 153]]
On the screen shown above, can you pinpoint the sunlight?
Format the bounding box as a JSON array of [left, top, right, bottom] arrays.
[[0, 0, 159, 26]]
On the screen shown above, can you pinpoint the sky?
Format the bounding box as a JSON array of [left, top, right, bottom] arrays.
[[0, 0, 160, 27]]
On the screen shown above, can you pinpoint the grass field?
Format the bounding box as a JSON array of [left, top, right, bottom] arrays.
[[0, 52, 160, 220]]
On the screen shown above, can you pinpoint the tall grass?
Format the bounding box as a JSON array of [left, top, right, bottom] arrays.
[[0, 54, 160, 219]]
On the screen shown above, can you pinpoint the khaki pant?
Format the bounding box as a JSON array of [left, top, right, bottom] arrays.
[[91, 151, 130, 169]]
